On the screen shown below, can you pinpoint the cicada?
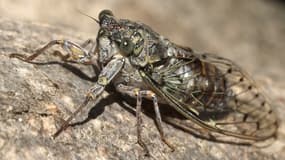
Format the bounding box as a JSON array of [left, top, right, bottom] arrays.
[[10, 10, 278, 155]]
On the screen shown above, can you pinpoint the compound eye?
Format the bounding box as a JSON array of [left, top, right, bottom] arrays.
[[120, 38, 134, 56], [98, 10, 114, 22]]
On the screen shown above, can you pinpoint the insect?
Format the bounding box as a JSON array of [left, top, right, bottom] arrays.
[[10, 10, 278, 155]]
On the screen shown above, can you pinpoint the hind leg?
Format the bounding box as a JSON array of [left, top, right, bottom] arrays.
[[115, 84, 175, 156]]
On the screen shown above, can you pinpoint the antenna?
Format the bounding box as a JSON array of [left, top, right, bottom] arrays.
[[76, 9, 99, 24]]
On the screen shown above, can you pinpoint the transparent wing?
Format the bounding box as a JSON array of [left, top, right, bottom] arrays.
[[197, 53, 278, 139], [140, 52, 278, 141]]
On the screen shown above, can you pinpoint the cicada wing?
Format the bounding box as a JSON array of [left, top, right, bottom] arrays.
[[140, 52, 278, 141], [197, 53, 278, 139]]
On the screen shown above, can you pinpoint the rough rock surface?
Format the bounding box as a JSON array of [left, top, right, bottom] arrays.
[[0, 0, 285, 160]]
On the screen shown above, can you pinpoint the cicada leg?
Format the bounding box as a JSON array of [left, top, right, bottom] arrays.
[[10, 39, 97, 65], [115, 84, 175, 155], [81, 39, 94, 48], [52, 82, 106, 138], [52, 96, 92, 138], [53, 56, 124, 138]]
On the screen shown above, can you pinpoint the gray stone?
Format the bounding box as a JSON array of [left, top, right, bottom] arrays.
[[1, 0, 285, 159]]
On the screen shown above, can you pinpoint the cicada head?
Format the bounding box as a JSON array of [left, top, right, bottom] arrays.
[[97, 10, 159, 67]]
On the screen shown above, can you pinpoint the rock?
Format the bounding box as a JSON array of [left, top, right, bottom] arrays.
[[1, 1, 285, 159]]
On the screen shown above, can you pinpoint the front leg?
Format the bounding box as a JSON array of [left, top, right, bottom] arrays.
[[53, 55, 125, 138], [115, 84, 174, 156], [10, 39, 97, 64]]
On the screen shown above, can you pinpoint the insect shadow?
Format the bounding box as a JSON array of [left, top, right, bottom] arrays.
[[117, 95, 252, 146], [16, 52, 252, 147]]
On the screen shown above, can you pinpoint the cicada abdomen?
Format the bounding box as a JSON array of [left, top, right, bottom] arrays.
[[144, 47, 278, 141]]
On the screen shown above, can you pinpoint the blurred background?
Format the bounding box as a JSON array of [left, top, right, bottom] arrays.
[[0, 0, 284, 79]]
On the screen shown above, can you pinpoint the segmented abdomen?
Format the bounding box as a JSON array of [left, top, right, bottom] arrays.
[[151, 57, 229, 115]]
